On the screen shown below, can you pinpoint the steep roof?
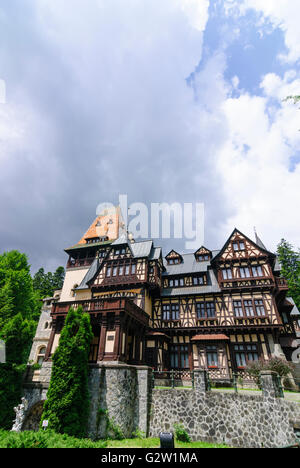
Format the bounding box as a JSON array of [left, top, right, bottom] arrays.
[[212, 228, 276, 264]]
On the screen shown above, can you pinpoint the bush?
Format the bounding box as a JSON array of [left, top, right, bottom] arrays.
[[0, 430, 107, 448], [245, 357, 295, 388], [174, 424, 190, 443]]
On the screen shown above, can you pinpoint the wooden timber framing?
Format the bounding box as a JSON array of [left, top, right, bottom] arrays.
[[46, 225, 299, 381]]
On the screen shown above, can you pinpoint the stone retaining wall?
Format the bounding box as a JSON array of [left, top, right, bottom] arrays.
[[149, 371, 300, 448]]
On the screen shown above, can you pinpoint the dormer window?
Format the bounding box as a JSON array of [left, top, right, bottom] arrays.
[[87, 237, 100, 244], [168, 258, 180, 265], [165, 250, 183, 265], [194, 247, 211, 262], [198, 254, 210, 262]]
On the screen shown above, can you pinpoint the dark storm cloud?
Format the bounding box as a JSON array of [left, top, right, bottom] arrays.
[[0, 0, 232, 272]]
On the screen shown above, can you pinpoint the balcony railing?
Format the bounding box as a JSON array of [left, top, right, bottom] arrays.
[[275, 276, 288, 290], [52, 297, 149, 326], [219, 276, 274, 289], [67, 258, 95, 268]]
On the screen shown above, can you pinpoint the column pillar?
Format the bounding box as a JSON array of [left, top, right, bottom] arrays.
[[260, 371, 283, 399], [136, 366, 152, 436], [98, 314, 107, 362], [45, 319, 57, 361], [113, 314, 121, 361], [194, 369, 209, 393]]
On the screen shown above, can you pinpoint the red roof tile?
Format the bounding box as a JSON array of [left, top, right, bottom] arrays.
[[191, 334, 229, 341]]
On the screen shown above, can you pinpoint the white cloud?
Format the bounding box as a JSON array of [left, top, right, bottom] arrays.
[[179, 0, 210, 32], [216, 72, 300, 250]]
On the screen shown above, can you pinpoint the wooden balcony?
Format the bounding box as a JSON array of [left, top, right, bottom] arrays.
[[275, 276, 289, 291], [67, 257, 95, 269], [219, 276, 274, 290], [52, 297, 149, 326]]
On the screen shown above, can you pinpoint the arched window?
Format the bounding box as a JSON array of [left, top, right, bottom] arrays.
[[37, 346, 46, 365]]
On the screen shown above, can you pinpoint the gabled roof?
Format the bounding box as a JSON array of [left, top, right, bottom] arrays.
[[165, 250, 183, 262], [77, 258, 100, 290], [163, 253, 209, 275], [211, 228, 276, 264], [194, 246, 212, 255], [286, 297, 300, 317]]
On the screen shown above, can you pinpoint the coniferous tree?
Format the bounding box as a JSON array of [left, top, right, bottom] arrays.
[[33, 266, 65, 299], [277, 239, 300, 310], [41, 307, 93, 438]]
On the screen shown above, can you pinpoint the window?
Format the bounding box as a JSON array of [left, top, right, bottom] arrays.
[[171, 303, 180, 320], [234, 344, 258, 368], [125, 264, 130, 275], [239, 267, 251, 278], [222, 268, 233, 280], [193, 276, 204, 285], [119, 264, 124, 276], [244, 300, 254, 317], [233, 300, 243, 317], [198, 254, 210, 262], [168, 258, 180, 265], [115, 248, 126, 256], [206, 302, 215, 318], [162, 304, 170, 321], [131, 263, 136, 274], [206, 346, 218, 368], [37, 347, 46, 365], [169, 278, 185, 288], [252, 266, 263, 277], [106, 266, 111, 277], [196, 302, 215, 319], [162, 303, 180, 321], [233, 241, 245, 251], [170, 345, 189, 369], [112, 266, 118, 277], [255, 299, 266, 316], [196, 302, 205, 319]]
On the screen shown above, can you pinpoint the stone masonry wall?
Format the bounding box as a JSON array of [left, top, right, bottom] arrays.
[[88, 363, 152, 440], [22, 362, 152, 439], [149, 371, 300, 448]]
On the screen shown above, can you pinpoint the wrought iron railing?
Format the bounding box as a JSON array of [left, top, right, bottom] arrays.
[[152, 370, 195, 389]]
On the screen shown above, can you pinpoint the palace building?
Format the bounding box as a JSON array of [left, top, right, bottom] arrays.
[[30, 208, 300, 384]]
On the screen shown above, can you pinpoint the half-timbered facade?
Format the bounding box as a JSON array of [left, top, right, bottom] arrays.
[[33, 213, 300, 383]]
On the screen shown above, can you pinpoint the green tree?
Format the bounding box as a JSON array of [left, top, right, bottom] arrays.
[[0, 315, 36, 429], [0, 250, 40, 429], [33, 266, 65, 299], [41, 307, 93, 438], [0, 251, 40, 328], [277, 239, 300, 310]]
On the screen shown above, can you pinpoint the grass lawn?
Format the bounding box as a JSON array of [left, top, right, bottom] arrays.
[[107, 438, 229, 449], [0, 430, 230, 448]]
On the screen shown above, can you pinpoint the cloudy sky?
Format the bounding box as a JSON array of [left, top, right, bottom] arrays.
[[0, 0, 299, 273]]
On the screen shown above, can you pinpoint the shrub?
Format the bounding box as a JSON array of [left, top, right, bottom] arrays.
[[245, 357, 295, 388], [174, 424, 190, 443], [0, 430, 107, 448]]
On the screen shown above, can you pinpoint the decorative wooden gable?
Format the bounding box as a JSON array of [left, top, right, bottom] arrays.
[[165, 250, 183, 265], [194, 246, 212, 262], [213, 229, 275, 263]]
